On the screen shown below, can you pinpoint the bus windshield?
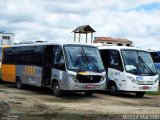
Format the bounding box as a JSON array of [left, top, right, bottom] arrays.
[[122, 50, 157, 75], [64, 46, 105, 72]]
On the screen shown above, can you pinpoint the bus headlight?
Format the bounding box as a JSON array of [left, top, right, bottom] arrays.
[[68, 74, 79, 83], [131, 78, 137, 84], [127, 76, 136, 84], [100, 75, 106, 83], [154, 77, 159, 84]]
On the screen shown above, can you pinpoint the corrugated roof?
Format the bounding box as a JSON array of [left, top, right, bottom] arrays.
[[72, 25, 96, 33], [94, 37, 132, 43]]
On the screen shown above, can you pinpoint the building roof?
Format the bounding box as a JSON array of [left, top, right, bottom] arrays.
[[0, 31, 15, 36], [94, 37, 132, 43], [72, 25, 96, 33]]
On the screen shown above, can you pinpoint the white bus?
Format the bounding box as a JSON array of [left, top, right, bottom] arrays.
[[149, 50, 160, 84], [1, 43, 106, 97], [95, 44, 159, 97]]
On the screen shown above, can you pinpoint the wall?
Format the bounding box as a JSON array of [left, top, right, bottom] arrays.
[[0, 33, 14, 46]]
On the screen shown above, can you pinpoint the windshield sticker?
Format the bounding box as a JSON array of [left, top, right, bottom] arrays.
[[136, 76, 143, 81]]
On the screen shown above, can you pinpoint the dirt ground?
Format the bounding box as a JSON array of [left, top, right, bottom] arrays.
[[0, 82, 160, 120]]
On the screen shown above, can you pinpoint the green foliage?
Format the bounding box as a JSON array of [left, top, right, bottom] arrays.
[[146, 87, 160, 95]]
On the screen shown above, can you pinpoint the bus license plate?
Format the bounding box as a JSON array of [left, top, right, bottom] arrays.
[[143, 86, 149, 90], [86, 85, 94, 88]]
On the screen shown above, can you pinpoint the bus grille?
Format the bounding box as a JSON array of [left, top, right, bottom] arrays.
[[136, 81, 145, 85], [76, 75, 102, 83], [146, 81, 154, 85], [136, 81, 154, 85]]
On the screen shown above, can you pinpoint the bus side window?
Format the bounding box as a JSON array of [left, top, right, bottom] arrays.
[[99, 50, 110, 72], [53, 50, 65, 71], [0, 48, 2, 63], [150, 52, 160, 63], [109, 50, 123, 71]]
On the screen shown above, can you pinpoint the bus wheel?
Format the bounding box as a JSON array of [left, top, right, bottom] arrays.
[[16, 77, 23, 89], [135, 92, 145, 98], [53, 81, 63, 97], [85, 91, 93, 96], [109, 83, 119, 96]]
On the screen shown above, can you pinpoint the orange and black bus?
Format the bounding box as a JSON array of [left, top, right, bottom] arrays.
[[0, 42, 106, 96]]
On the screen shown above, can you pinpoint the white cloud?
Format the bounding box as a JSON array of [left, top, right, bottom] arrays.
[[0, 0, 160, 49]]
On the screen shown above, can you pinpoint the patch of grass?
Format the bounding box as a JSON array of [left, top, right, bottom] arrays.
[[0, 89, 9, 94], [0, 89, 6, 92], [146, 87, 160, 95]]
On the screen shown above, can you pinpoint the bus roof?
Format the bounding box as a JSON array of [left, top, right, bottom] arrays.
[[147, 49, 160, 53], [2, 42, 97, 48], [95, 45, 147, 51]]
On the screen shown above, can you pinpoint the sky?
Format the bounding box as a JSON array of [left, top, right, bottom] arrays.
[[0, 0, 160, 50]]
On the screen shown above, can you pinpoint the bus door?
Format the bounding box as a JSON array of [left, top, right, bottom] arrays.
[[43, 46, 53, 86], [107, 50, 124, 87], [99, 49, 110, 73]]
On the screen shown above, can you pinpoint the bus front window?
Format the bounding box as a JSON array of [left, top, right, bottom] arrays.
[[64, 46, 105, 72], [122, 50, 157, 75]]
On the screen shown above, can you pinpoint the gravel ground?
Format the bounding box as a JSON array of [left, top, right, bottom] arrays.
[[0, 83, 160, 120]]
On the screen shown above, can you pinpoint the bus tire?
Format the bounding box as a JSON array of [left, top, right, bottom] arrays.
[[53, 81, 63, 97], [16, 77, 23, 89], [135, 92, 145, 98], [108, 82, 119, 96], [85, 91, 93, 96]]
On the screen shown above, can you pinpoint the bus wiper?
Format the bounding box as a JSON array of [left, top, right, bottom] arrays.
[[84, 54, 100, 72], [138, 56, 154, 74], [69, 53, 73, 62]]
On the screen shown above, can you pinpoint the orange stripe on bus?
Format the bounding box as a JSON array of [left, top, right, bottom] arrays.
[[2, 64, 16, 83]]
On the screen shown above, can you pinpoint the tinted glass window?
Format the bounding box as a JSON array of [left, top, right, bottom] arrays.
[[99, 50, 110, 72], [53, 46, 65, 71], [64, 46, 104, 72], [109, 50, 123, 71], [3, 46, 43, 66], [150, 52, 160, 63], [122, 50, 157, 75]]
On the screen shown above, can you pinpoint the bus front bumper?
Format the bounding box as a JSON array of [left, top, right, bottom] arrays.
[[125, 84, 159, 92], [62, 80, 106, 91]]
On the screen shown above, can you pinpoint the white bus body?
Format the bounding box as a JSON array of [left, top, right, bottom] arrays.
[[96, 45, 159, 97]]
